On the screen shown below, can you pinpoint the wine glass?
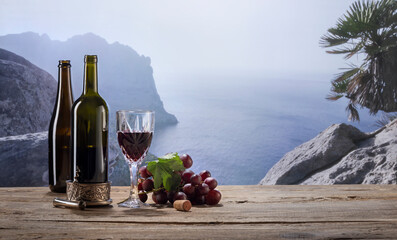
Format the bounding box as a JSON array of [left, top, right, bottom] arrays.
[[116, 110, 154, 208]]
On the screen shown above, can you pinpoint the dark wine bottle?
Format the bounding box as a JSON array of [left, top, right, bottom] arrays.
[[48, 60, 74, 193], [71, 55, 109, 183]]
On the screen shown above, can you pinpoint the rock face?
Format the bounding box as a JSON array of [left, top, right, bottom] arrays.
[[0, 132, 48, 186], [0, 48, 57, 137], [260, 120, 397, 185], [0, 32, 177, 126]]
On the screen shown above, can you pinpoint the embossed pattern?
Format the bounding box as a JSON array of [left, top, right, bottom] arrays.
[[67, 181, 111, 204]]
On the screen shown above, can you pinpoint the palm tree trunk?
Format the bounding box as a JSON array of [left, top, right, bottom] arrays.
[[381, 46, 397, 112]]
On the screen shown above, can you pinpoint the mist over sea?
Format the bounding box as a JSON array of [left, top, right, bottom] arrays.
[[150, 73, 379, 185]]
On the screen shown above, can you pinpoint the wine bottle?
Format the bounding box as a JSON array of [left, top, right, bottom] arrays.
[[48, 60, 74, 193], [71, 55, 109, 183]]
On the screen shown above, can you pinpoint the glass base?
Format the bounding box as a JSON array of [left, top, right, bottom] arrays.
[[118, 198, 148, 208]]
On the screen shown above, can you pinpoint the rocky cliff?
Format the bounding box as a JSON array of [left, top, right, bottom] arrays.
[[0, 48, 57, 137], [260, 120, 397, 185]]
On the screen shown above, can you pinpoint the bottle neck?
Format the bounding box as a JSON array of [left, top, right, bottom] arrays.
[[57, 61, 73, 102], [83, 61, 98, 94]]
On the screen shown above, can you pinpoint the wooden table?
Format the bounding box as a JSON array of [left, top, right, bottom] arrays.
[[1, 185, 397, 239]]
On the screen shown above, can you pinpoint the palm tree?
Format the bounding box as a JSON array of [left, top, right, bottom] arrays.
[[321, 0, 397, 121]]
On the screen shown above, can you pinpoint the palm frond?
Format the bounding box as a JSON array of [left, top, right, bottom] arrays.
[[375, 112, 397, 127], [325, 48, 355, 55], [346, 103, 360, 121], [326, 93, 344, 101], [333, 78, 348, 90], [333, 67, 361, 83], [320, 34, 349, 47], [346, 71, 369, 95]]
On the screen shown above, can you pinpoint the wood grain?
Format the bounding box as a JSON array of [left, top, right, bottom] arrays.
[[1, 185, 397, 239]]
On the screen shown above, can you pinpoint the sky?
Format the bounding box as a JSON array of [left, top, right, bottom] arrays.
[[0, 0, 356, 83]]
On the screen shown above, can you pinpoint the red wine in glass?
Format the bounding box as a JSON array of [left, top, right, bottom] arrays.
[[117, 131, 153, 162], [116, 110, 154, 208]]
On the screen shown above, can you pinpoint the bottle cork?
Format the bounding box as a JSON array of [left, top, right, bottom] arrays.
[[173, 200, 192, 211]]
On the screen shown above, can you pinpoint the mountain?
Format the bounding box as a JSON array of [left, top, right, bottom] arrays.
[[260, 120, 397, 185], [0, 32, 177, 127], [0, 48, 57, 137]]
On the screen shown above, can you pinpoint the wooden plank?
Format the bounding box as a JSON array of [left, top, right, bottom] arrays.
[[1, 220, 397, 239], [0, 185, 397, 239]]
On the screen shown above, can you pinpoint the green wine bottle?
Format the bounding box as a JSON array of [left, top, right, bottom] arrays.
[[71, 55, 109, 183], [49, 60, 74, 193]]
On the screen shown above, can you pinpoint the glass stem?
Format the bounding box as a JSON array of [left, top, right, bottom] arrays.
[[129, 162, 139, 201]]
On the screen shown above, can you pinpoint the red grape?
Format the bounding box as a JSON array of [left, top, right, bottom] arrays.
[[146, 168, 152, 177], [199, 170, 211, 180], [139, 166, 151, 179], [142, 179, 154, 192], [167, 191, 176, 203], [196, 183, 210, 195], [153, 190, 168, 204], [138, 182, 143, 191], [190, 174, 202, 186], [182, 170, 194, 183], [138, 191, 148, 203], [192, 195, 205, 205], [180, 154, 193, 168], [204, 177, 218, 190], [182, 183, 195, 196], [187, 194, 195, 202], [152, 191, 157, 203], [173, 192, 187, 201], [205, 189, 221, 205]]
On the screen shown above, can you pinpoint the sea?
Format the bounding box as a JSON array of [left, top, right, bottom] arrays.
[[149, 73, 380, 185]]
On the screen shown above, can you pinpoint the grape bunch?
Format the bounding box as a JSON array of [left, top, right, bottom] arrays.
[[137, 154, 221, 206]]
